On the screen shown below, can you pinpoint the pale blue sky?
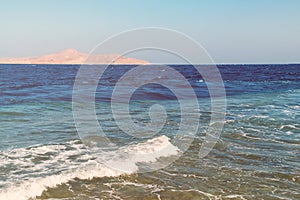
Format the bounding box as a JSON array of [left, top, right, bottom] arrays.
[[0, 0, 299, 63]]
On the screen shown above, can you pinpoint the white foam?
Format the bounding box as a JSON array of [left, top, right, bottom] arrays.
[[252, 115, 269, 119], [105, 135, 180, 172], [0, 135, 179, 200], [0, 161, 123, 200], [279, 124, 299, 130]]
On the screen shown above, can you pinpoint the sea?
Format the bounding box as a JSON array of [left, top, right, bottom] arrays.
[[0, 64, 299, 200]]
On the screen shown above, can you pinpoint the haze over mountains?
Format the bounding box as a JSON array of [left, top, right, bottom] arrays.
[[0, 49, 149, 64]]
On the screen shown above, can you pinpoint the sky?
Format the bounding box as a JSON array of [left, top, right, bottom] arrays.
[[0, 0, 299, 63]]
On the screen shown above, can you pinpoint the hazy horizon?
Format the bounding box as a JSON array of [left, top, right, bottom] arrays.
[[1, 48, 299, 65]]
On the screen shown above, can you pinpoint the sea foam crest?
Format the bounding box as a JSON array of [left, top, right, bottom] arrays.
[[0, 135, 179, 200]]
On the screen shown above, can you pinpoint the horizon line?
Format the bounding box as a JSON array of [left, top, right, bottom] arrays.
[[0, 63, 299, 66]]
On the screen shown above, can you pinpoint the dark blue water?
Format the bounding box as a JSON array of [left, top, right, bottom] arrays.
[[0, 64, 299, 200], [1, 64, 299, 104]]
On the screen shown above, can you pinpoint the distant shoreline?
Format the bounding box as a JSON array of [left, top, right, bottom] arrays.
[[0, 49, 149, 65]]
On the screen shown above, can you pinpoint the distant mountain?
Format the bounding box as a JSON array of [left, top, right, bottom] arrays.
[[0, 49, 149, 64]]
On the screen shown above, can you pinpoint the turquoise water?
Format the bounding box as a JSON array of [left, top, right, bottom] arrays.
[[0, 64, 299, 199]]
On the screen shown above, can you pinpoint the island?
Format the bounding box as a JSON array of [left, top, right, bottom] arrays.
[[0, 49, 149, 65]]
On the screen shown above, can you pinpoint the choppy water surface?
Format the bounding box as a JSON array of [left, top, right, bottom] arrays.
[[0, 64, 299, 200]]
